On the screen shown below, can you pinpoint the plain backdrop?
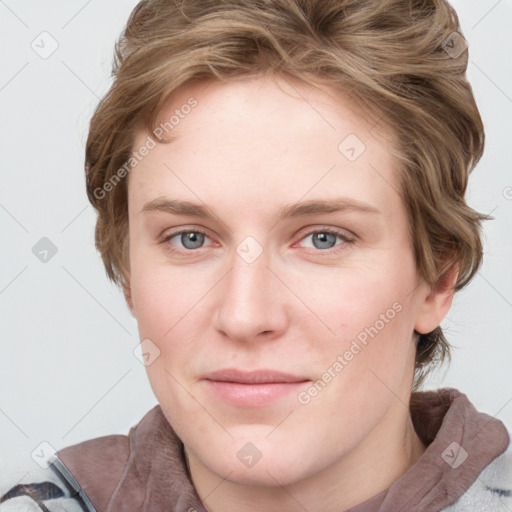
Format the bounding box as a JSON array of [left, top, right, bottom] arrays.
[[1, 0, 511, 491]]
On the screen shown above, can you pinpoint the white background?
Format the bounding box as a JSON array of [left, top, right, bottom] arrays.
[[1, 0, 511, 491]]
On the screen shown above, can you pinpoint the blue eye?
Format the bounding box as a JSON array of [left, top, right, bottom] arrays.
[[161, 227, 353, 256], [308, 232, 338, 250], [299, 229, 351, 252], [178, 231, 206, 250], [164, 230, 208, 252]]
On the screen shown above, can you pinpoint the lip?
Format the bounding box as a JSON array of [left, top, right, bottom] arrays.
[[202, 369, 310, 407]]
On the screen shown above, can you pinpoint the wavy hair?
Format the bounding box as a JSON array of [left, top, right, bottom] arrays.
[[85, 0, 488, 390]]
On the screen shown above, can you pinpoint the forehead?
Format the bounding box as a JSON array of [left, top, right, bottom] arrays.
[[147, 74, 392, 153], [128, 74, 402, 223]]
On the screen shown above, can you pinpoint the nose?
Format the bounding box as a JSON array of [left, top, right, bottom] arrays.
[[212, 246, 289, 344]]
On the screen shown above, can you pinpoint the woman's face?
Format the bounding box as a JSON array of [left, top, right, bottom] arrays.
[[125, 75, 444, 488]]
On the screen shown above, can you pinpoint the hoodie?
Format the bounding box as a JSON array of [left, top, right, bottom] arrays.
[[1, 388, 510, 512]]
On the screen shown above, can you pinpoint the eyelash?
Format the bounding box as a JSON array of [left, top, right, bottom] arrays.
[[160, 227, 354, 256]]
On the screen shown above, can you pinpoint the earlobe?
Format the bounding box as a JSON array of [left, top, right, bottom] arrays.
[[414, 265, 458, 335]]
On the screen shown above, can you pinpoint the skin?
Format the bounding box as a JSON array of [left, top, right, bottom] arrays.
[[124, 74, 455, 512]]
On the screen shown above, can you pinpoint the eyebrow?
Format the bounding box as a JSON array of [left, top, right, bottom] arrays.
[[141, 197, 381, 221]]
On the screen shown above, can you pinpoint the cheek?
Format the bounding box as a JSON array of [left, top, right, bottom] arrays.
[[307, 265, 414, 344], [129, 250, 208, 337], [130, 264, 208, 411], [129, 256, 221, 401], [297, 258, 418, 391]]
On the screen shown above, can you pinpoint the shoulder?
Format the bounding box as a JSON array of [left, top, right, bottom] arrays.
[[1, 406, 164, 512], [0, 463, 90, 512], [56, 433, 130, 512], [442, 430, 512, 511], [0, 434, 130, 512]]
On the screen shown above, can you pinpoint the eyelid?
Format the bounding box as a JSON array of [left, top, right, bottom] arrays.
[[294, 225, 355, 242], [160, 226, 213, 246]]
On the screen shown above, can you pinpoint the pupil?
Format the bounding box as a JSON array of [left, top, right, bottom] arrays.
[[182, 232, 203, 249], [314, 232, 335, 249]]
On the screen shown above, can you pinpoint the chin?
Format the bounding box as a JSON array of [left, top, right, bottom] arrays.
[[200, 440, 317, 488], [214, 458, 304, 487]]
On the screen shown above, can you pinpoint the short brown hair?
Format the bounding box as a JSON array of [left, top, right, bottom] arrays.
[[85, 0, 489, 390]]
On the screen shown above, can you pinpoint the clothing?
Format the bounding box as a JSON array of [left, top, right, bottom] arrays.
[[1, 388, 510, 511]]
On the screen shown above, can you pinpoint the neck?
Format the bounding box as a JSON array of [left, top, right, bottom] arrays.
[[187, 402, 427, 512]]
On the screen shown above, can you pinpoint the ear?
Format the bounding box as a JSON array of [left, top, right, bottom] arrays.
[[123, 282, 136, 317], [414, 264, 459, 335]]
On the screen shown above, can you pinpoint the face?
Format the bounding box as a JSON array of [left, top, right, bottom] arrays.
[[125, 74, 442, 487]]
